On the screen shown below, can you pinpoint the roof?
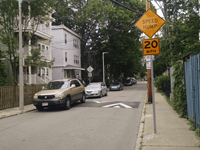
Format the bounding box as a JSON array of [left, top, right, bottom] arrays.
[[63, 65, 85, 71], [52, 24, 82, 39], [52, 78, 72, 82]]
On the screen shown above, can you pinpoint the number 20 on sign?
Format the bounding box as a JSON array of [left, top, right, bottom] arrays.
[[142, 38, 160, 55]]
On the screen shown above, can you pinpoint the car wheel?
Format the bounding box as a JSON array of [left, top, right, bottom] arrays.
[[80, 93, 86, 103], [105, 91, 108, 96], [36, 106, 44, 111], [99, 92, 102, 98], [64, 97, 71, 110]]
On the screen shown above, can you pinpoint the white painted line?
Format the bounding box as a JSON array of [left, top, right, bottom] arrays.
[[113, 106, 120, 108], [94, 101, 109, 103], [102, 103, 132, 108]]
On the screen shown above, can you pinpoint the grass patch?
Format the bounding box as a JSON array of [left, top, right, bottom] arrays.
[[195, 129, 200, 137], [187, 118, 200, 138], [188, 119, 195, 131], [159, 91, 171, 104], [139, 146, 142, 150], [140, 135, 143, 138], [145, 102, 151, 105], [142, 121, 145, 123]]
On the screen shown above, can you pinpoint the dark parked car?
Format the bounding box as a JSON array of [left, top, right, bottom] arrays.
[[124, 79, 134, 86], [110, 82, 123, 91], [132, 78, 137, 84]]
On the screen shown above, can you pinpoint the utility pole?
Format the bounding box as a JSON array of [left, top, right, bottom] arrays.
[[146, 0, 152, 103], [19, 0, 35, 110], [102, 52, 108, 83], [19, 0, 24, 110]]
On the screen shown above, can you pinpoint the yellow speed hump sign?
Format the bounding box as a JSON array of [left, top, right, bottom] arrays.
[[135, 9, 165, 38], [142, 38, 160, 55]]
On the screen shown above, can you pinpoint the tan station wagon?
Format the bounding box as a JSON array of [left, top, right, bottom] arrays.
[[33, 78, 85, 111]]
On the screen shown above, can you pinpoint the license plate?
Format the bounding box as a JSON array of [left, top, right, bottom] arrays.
[[42, 103, 48, 106]]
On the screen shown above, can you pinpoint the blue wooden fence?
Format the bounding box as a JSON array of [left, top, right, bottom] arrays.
[[185, 54, 200, 129]]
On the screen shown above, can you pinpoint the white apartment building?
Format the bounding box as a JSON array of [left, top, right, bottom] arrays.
[[23, 18, 54, 85], [51, 25, 84, 80]]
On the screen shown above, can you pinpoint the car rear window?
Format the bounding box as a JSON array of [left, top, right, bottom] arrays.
[[86, 83, 100, 88], [44, 81, 69, 90], [111, 82, 119, 86], [125, 79, 131, 83]]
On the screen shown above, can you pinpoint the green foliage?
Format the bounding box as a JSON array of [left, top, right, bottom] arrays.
[[195, 129, 200, 137], [25, 48, 54, 68], [153, 55, 168, 76], [187, 119, 200, 138], [0, 51, 7, 86], [172, 60, 187, 117], [154, 75, 170, 92], [153, 0, 200, 79], [53, 0, 146, 82], [188, 119, 195, 131], [0, 0, 55, 85]]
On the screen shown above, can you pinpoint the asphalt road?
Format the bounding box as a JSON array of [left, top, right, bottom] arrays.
[[0, 82, 147, 150]]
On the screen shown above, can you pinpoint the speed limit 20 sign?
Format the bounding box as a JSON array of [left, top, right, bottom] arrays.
[[142, 38, 160, 55]]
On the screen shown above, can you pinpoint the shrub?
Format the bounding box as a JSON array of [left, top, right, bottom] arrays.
[[154, 75, 170, 91], [172, 60, 187, 117]]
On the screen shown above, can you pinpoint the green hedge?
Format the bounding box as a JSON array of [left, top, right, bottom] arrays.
[[172, 60, 187, 117], [154, 75, 170, 91]]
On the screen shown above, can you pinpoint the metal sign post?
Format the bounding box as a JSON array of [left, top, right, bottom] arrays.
[[151, 55, 157, 134]]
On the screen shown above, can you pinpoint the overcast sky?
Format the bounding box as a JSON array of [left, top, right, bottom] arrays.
[[151, 1, 164, 18]]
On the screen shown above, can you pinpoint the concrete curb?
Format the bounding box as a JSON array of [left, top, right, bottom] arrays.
[[0, 106, 36, 120], [135, 94, 147, 150]]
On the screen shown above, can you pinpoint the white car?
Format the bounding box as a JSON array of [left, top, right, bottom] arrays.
[[85, 82, 108, 98]]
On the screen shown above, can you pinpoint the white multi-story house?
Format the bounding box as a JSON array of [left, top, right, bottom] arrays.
[[23, 18, 54, 85], [51, 24, 84, 80]]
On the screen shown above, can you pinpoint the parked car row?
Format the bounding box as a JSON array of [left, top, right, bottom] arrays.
[[33, 79, 109, 111], [33, 77, 137, 111], [124, 77, 137, 86]]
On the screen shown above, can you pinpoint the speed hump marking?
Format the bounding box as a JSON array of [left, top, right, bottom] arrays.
[[135, 9, 165, 38], [142, 38, 160, 55]]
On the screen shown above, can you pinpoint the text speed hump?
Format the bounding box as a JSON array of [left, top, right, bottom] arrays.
[[142, 38, 160, 55], [135, 9, 165, 38]]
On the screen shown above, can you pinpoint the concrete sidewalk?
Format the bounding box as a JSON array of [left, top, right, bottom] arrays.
[[0, 104, 36, 119], [136, 91, 200, 150]]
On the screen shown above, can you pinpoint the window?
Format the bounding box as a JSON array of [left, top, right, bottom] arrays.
[[76, 56, 78, 64], [74, 55, 76, 63], [46, 46, 48, 50], [65, 34, 67, 44], [73, 39, 79, 49], [38, 68, 41, 76], [38, 44, 41, 49], [70, 80, 76, 86], [42, 45, 45, 50], [74, 80, 80, 87], [74, 55, 79, 64], [65, 52, 67, 62]]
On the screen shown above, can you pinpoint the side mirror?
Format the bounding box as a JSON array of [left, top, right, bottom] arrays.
[[71, 84, 76, 88]]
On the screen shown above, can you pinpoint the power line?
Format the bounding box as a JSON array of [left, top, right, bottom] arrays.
[[110, 0, 143, 15]]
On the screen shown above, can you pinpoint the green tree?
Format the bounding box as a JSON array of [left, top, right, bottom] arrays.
[[0, 51, 7, 86], [53, 0, 148, 81], [0, 0, 55, 85]]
